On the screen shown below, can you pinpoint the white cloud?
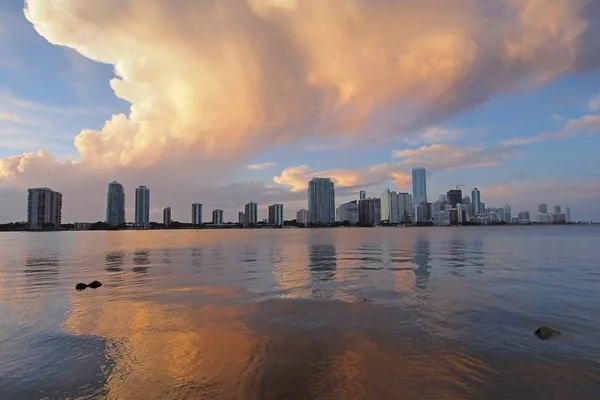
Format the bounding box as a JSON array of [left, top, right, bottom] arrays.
[[403, 127, 466, 145], [589, 94, 600, 111], [503, 114, 600, 145], [245, 161, 278, 170]]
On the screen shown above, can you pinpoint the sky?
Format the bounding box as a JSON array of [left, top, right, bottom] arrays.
[[1, 0, 599, 223]]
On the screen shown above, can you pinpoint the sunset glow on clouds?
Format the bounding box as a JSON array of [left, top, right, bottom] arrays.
[[1, 0, 600, 222]]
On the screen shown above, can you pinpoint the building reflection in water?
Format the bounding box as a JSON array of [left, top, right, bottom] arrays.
[[308, 243, 337, 299], [105, 252, 124, 272], [190, 247, 202, 270], [24, 256, 60, 288], [162, 248, 172, 265], [133, 249, 150, 273], [412, 237, 431, 290]]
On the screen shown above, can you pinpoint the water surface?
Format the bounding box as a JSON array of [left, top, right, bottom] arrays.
[[1, 227, 599, 399]]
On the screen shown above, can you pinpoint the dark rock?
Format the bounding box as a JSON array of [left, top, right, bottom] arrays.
[[535, 326, 560, 340], [75, 283, 87, 291], [88, 280, 103, 289]]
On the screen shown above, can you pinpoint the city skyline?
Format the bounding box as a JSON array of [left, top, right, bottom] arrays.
[[1, 1, 600, 224]]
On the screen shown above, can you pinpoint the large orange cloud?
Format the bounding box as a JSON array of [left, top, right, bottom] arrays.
[[1, 0, 596, 175]]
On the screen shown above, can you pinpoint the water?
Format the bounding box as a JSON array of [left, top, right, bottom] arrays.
[[0, 226, 599, 399]]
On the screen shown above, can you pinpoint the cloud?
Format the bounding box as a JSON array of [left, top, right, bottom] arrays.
[[245, 161, 278, 170], [589, 94, 600, 111], [403, 127, 467, 145], [392, 143, 518, 171], [5, 0, 598, 173], [503, 113, 600, 145]]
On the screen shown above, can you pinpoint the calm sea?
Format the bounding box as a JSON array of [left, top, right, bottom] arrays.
[[0, 227, 599, 399]]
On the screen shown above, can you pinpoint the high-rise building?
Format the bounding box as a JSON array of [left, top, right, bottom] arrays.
[[192, 203, 202, 226], [238, 211, 245, 224], [268, 204, 284, 226], [27, 188, 62, 229], [244, 202, 258, 225], [412, 168, 427, 214], [397, 192, 413, 222], [296, 209, 309, 226], [518, 211, 530, 221], [338, 201, 359, 224], [163, 207, 172, 228], [553, 205, 561, 214], [359, 197, 381, 226], [308, 177, 335, 224], [212, 209, 223, 225], [503, 204, 512, 223], [106, 181, 125, 227], [565, 207, 571, 223], [359, 190, 366, 200], [381, 189, 393, 222], [135, 185, 150, 226], [471, 188, 481, 216], [538, 203, 548, 214], [447, 189, 462, 208]]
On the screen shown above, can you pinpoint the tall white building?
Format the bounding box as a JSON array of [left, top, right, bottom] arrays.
[[245, 202, 258, 225], [296, 209, 309, 226], [397, 192, 413, 223], [192, 203, 202, 225], [268, 204, 284, 226], [412, 168, 427, 215], [338, 201, 359, 224], [565, 207, 571, 223], [27, 188, 62, 229], [106, 181, 125, 227], [163, 207, 172, 227], [503, 204, 512, 223], [471, 188, 481, 216], [381, 188, 393, 222], [308, 177, 335, 224], [135, 185, 150, 226], [212, 209, 223, 225]]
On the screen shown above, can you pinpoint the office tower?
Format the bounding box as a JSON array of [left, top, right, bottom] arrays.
[[503, 204, 512, 223], [244, 202, 258, 225], [192, 203, 202, 226], [308, 177, 335, 224], [268, 204, 284, 226], [106, 181, 125, 227], [412, 168, 427, 212], [338, 201, 359, 224], [462, 196, 471, 205], [359, 190, 366, 200], [480, 202, 486, 214], [135, 185, 150, 226], [397, 192, 413, 222], [381, 189, 392, 222], [27, 188, 62, 229], [212, 209, 223, 225], [446, 189, 462, 208], [296, 209, 309, 226], [238, 212, 245, 224], [565, 207, 571, 223], [471, 188, 481, 216], [359, 198, 381, 226], [554, 205, 561, 214], [518, 211, 530, 221], [538, 203, 548, 214], [163, 207, 172, 228]]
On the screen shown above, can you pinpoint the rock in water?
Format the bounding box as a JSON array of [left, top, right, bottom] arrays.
[[75, 283, 87, 291], [535, 326, 560, 340], [88, 280, 103, 289]]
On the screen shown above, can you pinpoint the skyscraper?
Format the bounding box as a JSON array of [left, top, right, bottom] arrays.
[[245, 202, 258, 225], [381, 188, 392, 222], [359, 197, 381, 226], [538, 203, 548, 214], [446, 189, 462, 208], [163, 207, 172, 227], [296, 209, 309, 226], [503, 204, 512, 223], [359, 190, 366, 200], [471, 188, 481, 216], [27, 188, 62, 229], [106, 181, 125, 227], [554, 205, 561, 214], [565, 207, 571, 223], [308, 177, 335, 224], [192, 203, 202, 226], [412, 168, 427, 212], [238, 211, 245, 224], [397, 192, 413, 223], [268, 204, 284, 226], [212, 209, 223, 225], [518, 211, 530, 221], [135, 185, 150, 226]]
